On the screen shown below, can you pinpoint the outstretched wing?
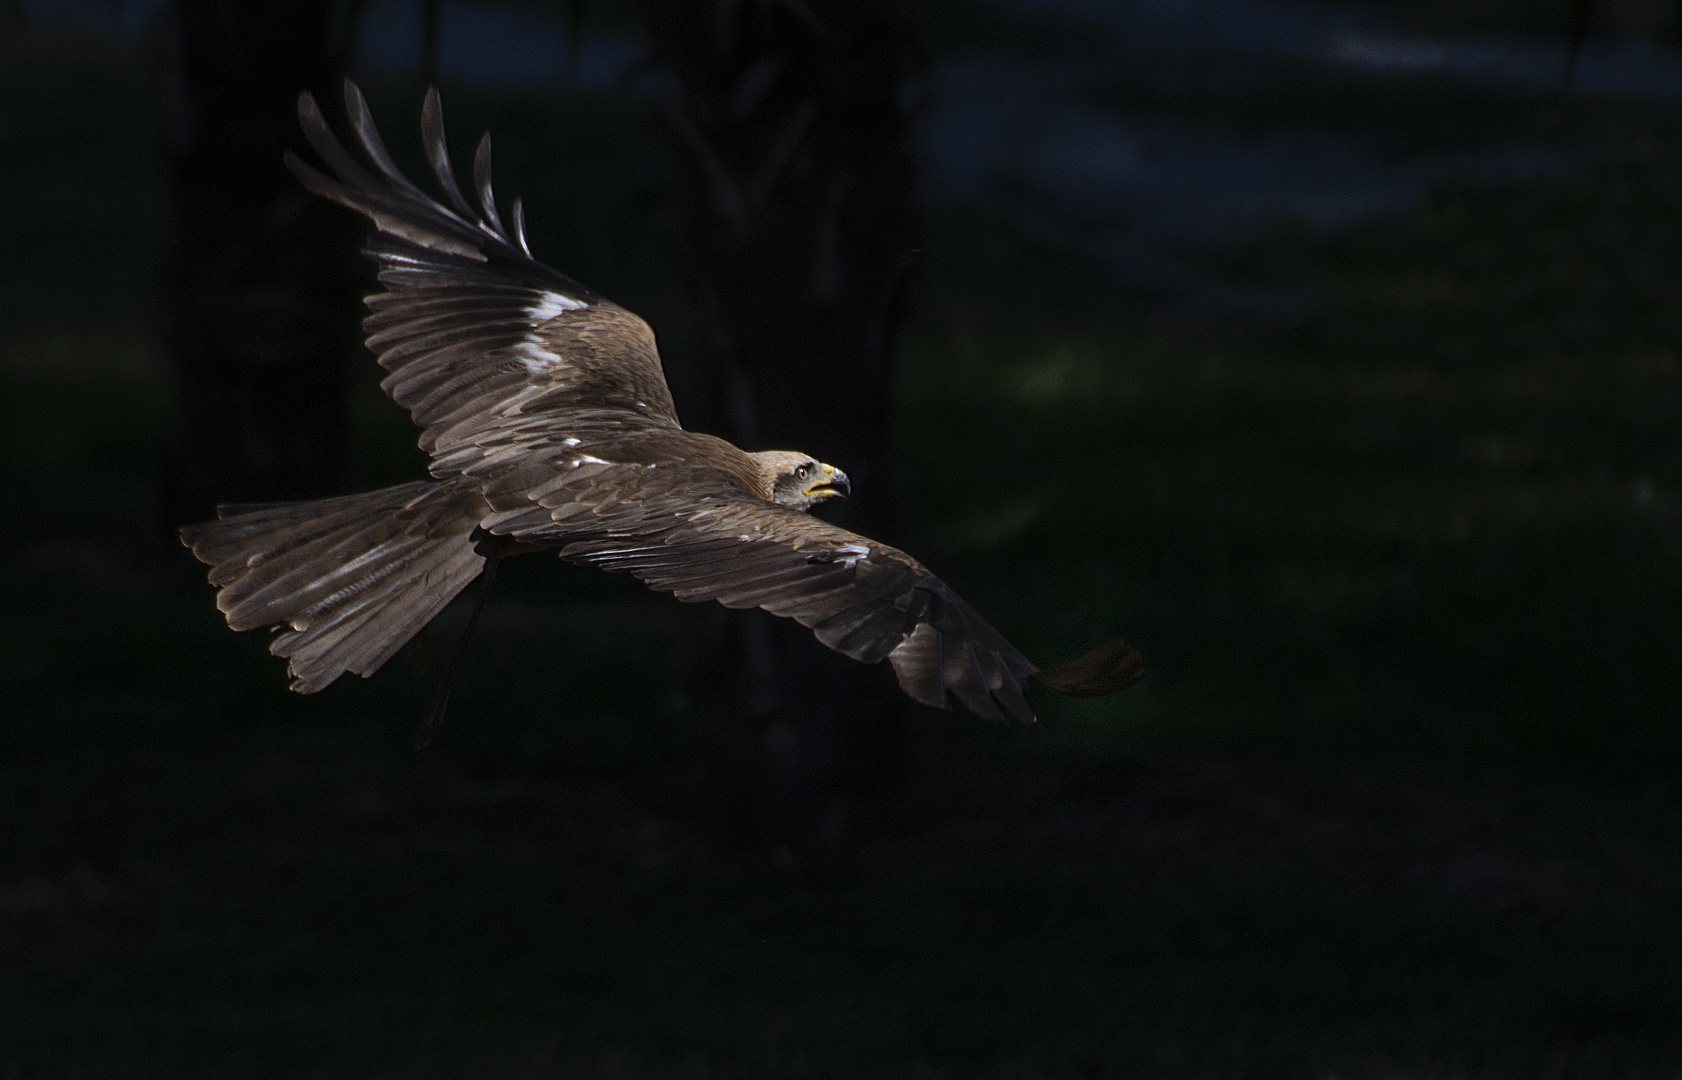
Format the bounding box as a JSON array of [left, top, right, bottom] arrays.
[[507, 464, 1141, 722], [284, 80, 680, 480]]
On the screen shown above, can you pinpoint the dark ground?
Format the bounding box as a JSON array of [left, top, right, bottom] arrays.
[[3, 10, 1682, 1078]]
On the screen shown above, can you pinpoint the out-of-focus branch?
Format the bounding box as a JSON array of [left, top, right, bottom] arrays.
[[1565, 0, 1592, 85]]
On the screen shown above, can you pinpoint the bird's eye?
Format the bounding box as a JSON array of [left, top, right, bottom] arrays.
[[796, 464, 811, 480]]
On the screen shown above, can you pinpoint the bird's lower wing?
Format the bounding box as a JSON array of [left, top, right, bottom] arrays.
[[550, 493, 1138, 722]]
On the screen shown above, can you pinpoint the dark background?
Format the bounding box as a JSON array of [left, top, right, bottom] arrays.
[[4, 0, 1682, 1075]]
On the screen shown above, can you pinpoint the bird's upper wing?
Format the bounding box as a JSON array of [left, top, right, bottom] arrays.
[[284, 81, 680, 479], [480, 450, 1141, 722]]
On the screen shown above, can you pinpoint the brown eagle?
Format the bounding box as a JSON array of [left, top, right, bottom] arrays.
[[179, 81, 1142, 742]]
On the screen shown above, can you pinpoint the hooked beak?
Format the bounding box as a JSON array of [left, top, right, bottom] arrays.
[[804, 463, 850, 500]]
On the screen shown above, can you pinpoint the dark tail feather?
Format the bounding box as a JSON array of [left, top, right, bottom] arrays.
[[1031, 639, 1144, 697], [179, 482, 486, 694], [413, 545, 502, 750]]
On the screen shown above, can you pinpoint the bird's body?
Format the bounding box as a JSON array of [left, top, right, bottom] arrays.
[[180, 82, 1141, 731]]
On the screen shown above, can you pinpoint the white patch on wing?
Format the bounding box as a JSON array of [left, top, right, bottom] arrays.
[[835, 542, 870, 568], [577, 454, 612, 465], [527, 291, 588, 322], [562, 437, 582, 447], [514, 338, 566, 374]]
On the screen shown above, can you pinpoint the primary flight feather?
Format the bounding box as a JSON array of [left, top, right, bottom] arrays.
[[180, 81, 1142, 732]]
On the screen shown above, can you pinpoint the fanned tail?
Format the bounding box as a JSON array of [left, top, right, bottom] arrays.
[[179, 481, 487, 693]]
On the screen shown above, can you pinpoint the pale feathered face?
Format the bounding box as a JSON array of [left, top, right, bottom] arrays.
[[751, 451, 851, 511]]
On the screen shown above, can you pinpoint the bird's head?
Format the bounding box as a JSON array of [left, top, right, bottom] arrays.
[[752, 451, 851, 512]]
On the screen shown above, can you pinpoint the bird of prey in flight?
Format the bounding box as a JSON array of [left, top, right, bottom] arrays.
[[180, 81, 1142, 745]]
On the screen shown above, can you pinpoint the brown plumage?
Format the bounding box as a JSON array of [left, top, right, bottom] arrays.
[[179, 80, 1142, 730]]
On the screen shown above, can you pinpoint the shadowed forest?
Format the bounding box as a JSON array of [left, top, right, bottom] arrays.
[[3, 1, 1682, 1076]]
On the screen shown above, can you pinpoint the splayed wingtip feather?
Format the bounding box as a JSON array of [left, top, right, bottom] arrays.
[[1030, 639, 1144, 697]]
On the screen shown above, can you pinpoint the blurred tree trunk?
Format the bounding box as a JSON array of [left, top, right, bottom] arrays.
[[161, 0, 366, 529], [644, 0, 923, 839]]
